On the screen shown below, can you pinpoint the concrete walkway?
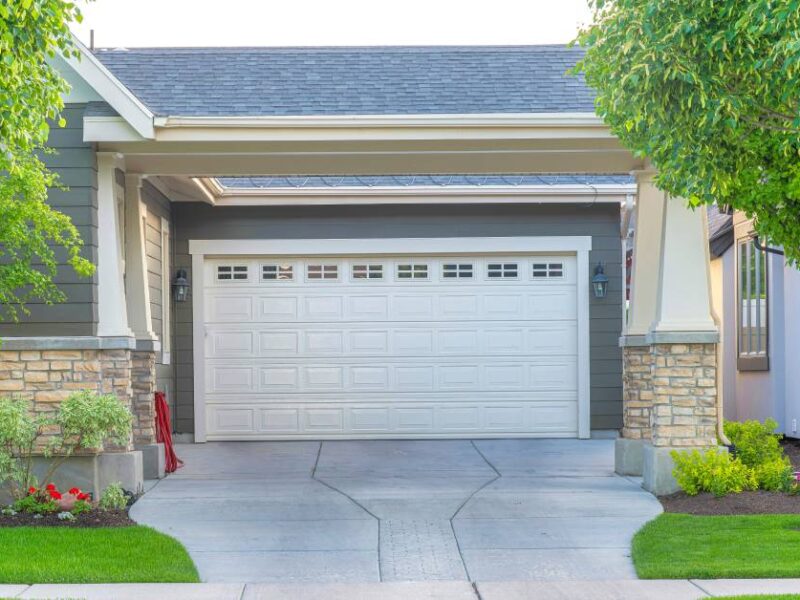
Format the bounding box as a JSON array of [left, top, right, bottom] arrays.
[[4, 579, 800, 599], [131, 439, 663, 583]]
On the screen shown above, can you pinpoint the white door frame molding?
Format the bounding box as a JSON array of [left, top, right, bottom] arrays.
[[190, 236, 592, 442]]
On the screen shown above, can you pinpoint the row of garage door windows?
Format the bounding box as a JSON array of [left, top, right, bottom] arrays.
[[216, 261, 566, 283]]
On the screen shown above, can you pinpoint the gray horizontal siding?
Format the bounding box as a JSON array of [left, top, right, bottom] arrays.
[[140, 181, 175, 403], [0, 104, 98, 337], [172, 202, 623, 434]]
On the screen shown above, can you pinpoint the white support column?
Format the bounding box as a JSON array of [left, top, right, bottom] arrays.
[[124, 174, 158, 344], [624, 170, 667, 342], [649, 197, 718, 339], [96, 152, 133, 338]]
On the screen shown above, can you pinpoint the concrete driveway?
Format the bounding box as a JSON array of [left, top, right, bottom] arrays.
[[131, 439, 662, 583]]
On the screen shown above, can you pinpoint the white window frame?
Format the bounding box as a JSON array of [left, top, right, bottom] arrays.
[[189, 236, 592, 443], [736, 236, 769, 371], [261, 263, 295, 281], [441, 262, 474, 280], [216, 264, 250, 282], [306, 263, 339, 281], [160, 217, 171, 365], [351, 263, 384, 281]]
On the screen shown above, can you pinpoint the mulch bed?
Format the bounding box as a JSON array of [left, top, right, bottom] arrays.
[[660, 490, 800, 515], [659, 438, 800, 515], [0, 508, 135, 528]]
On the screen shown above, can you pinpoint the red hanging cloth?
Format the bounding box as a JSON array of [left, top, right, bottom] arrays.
[[155, 391, 183, 473]]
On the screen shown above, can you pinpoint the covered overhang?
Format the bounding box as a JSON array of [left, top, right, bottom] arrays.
[[84, 112, 642, 176]]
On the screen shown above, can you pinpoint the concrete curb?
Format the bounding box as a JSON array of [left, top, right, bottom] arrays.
[[2, 579, 799, 599]]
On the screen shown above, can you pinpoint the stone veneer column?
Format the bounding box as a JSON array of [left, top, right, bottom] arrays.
[[0, 349, 134, 452], [621, 345, 654, 441], [131, 350, 157, 446], [650, 344, 717, 448]]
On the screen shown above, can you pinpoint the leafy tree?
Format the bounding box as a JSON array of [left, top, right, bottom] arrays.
[[574, 0, 800, 262], [0, 0, 94, 322]]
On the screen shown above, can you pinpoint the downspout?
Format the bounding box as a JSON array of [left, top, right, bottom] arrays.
[[705, 212, 731, 447]]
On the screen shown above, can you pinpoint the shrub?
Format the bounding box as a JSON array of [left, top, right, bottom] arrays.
[[99, 482, 128, 511], [754, 459, 794, 492], [671, 449, 757, 497], [12, 494, 58, 515], [724, 418, 785, 468], [0, 392, 132, 500]]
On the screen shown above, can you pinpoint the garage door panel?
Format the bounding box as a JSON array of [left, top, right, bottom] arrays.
[[203, 254, 580, 439], [206, 323, 577, 358], [205, 360, 577, 394], [205, 401, 578, 439]]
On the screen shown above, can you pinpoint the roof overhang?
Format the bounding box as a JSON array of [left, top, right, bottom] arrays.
[[64, 36, 155, 139], [182, 175, 636, 207]]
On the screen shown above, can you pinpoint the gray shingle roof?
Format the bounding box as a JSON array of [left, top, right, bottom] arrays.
[[218, 174, 633, 188], [94, 46, 594, 117], [707, 204, 734, 258]]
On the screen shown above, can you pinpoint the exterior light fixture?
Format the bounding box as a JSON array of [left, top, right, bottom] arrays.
[[592, 263, 609, 299], [172, 269, 190, 303]]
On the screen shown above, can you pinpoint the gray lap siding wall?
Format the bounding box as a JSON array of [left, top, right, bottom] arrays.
[[172, 202, 623, 434], [140, 182, 175, 404], [0, 103, 98, 337]]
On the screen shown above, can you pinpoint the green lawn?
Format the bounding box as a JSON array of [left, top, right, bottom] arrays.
[[633, 514, 800, 579], [0, 526, 199, 583], [715, 597, 800, 600]]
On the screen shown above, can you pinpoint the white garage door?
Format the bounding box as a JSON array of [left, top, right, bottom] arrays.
[[201, 253, 579, 439]]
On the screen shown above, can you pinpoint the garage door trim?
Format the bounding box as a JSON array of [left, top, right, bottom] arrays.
[[190, 236, 592, 441]]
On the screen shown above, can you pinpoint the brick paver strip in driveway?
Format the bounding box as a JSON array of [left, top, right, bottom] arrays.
[[130, 439, 663, 583]]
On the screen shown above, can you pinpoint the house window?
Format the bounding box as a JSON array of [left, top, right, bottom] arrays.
[[397, 264, 428, 280], [443, 263, 474, 279], [217, 265, 248, 281], [488, 263, 518, 278], [262, 264, 294, 281], [532, 262, 564, 278], [160, 217, 171, 365], [737, 237, 769, 370], [307, 264, 338, 280], [352, 264, 383, 280]]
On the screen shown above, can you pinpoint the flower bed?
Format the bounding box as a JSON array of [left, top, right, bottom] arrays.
[[661, 427, 800, 514]]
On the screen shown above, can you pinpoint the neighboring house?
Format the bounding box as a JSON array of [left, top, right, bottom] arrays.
[[709, 206, 800, 439]]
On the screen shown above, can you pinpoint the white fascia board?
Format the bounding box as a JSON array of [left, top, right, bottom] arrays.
[[155, 112, 604, 129], [84, 116, 144, 142], [149, 112, 610, 143], [64, 36, 155, 139], [189, 236, 593, 257]]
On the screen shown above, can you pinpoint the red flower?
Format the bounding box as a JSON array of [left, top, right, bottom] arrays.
[[77, 493, 90, 501], [48, 490, 62, 500], [68, 487, 81, 495], [45, 483, 56, 491], [28, 487, 37, 495]]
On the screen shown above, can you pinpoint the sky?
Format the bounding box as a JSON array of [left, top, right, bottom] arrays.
[[70, 0, 593, 48]]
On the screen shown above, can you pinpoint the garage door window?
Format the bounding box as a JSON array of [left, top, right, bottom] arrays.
[[443, 263, 474, 279], [307, 264, 339, 280], [262, 264, 294, 281], [352, 264, 384, 280], [397, 263, 428, 280], [532, 262, 564, 278], [487, 263, 518, 279], [217, 265, 249, 281]]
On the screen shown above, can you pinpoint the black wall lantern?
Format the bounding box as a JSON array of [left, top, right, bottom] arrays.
[[172, 269, 190, 303], [592, 263, 609, 299]]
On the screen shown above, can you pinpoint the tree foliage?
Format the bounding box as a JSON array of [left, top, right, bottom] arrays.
[[0, 0, 93, 321], [575, 0, 800, 262]]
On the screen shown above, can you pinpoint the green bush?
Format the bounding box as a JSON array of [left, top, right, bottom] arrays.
[[724, 418, 785, 468], [0, 391, 133, 500], [99, 482, 128, 511], [672, 419, 796, 496], [671, 449, 757, 497]]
